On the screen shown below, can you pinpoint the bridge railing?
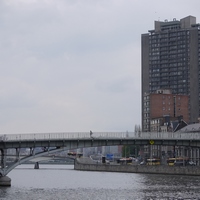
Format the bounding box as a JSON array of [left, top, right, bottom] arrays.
[[136, 132, 200, 140], [0, 132, 90, 141], [1, 132, 129, 141], [0, 131, 200, 142]]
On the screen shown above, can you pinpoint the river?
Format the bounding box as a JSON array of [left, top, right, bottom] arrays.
[[0, 164, 200, 200]]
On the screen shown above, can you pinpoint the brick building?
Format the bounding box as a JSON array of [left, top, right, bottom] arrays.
[[143, 89, 189, 132]]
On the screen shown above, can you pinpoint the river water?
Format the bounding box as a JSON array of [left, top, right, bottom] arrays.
[[0, 164, 200, 200]]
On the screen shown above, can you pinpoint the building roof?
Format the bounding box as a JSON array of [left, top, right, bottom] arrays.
[[173, 120, 188, 132], [177, 123, 200, 133]]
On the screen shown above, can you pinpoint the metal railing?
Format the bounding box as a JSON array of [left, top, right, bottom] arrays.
[[0, 131, 200, 142]]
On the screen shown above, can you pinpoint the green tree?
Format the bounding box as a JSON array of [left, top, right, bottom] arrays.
[[122, 145, 140, 157], [122, 145, 130, 157], [134, 124, 141, 132]]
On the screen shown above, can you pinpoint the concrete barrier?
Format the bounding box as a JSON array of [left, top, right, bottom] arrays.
[[74, 158, 200, 176]]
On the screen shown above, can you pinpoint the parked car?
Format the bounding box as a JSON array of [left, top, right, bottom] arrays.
[[188, 161, 196, 166], [174, 160, 186, 166], [140, 161, 146, 165]]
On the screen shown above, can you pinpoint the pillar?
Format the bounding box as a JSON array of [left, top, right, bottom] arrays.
[[0, 176, 11, 186]]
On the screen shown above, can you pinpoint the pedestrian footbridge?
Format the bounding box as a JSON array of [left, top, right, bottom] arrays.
[[0, 131, 200, 186]]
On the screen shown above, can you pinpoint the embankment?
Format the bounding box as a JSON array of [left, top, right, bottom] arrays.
[[74, 158, 200, 176]]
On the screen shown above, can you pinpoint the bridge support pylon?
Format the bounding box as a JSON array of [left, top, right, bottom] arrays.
[[0, 148, 11, 186], [0, 176, 11, 186]]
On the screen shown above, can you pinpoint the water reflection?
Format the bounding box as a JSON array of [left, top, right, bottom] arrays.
[[140, 174, 200, 199]]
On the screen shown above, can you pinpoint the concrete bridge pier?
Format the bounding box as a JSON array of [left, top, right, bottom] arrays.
[[0, 148, 11, 186], [0, 176, 11, 186]]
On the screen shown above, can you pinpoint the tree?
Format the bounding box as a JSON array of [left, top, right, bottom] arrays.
[[122, 145, 140, 157], [134, 124, 141, 133]]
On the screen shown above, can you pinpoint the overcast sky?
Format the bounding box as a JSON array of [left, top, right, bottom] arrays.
[[0, 0, 200, 134]]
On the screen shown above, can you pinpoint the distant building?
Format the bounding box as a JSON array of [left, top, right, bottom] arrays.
[[141, 89, 188, 159], [142, 115, 188, 159], [142, 16, 200, 130], [143, 89, 189, 132], [176, 123, 200, 165]]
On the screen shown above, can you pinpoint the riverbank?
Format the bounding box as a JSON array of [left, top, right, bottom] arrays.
[[74, 158, 200, 176]]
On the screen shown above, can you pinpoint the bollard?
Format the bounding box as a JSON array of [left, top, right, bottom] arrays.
[[34, 162, 39, 169], [102, 156, 106, 164]]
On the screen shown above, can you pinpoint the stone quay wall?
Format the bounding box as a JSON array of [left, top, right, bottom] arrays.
[[74, 158, 200, 176]]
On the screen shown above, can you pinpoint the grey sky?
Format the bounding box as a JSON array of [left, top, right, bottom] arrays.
[[0, 0, 200, 133]]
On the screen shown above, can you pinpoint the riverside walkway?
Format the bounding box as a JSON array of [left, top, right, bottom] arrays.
[[0, 131, 200, 186]]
